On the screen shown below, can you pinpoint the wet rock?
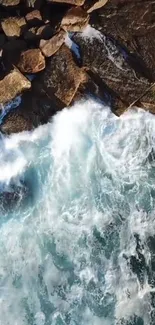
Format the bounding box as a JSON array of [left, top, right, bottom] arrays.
[[47, 0, 85, 5], [1, 17, 26, 38], [73, 31, 152, 112], [0, 0, 21, 5], [84, 0, 108, 13], [34, 44, 86, 106], [0, 67, 31, 105], [0, 109, 33, 134], [61, 6, 89, 32], [25, 9, 42, 27], [39, 29, 66, 57], [17, 48, 45, 73], [0, 182, 30, 212]]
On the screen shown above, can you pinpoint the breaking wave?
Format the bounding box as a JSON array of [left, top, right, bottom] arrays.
[[0, 99, 155, 325]]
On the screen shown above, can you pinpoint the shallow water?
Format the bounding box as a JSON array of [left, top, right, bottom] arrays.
[[0, 100, 155, 325]]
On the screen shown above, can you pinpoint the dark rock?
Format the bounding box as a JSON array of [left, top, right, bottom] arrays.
[[1, 16, 26, 38], [2, 39, 27, 67], [34, 44, 86, 106], [24, 24, 54, 42], [39, 29, 66, 57], [61, 6, 89, 32], [0, 67, 31, 105], [73, 30, 152, 111], [17, 48, 45, 73]]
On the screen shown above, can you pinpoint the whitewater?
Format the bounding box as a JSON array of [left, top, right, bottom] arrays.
[[0, 99, 155, 325]]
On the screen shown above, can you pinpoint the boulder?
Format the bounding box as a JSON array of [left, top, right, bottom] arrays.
[[1, 17, 26, 38], [61, 6, 89, 32], [0, 67, 31, 105], [17, 48, 45, 73], [39, 29, 66, 57], [34, 44, 86, 106], [73, 30, 152, 112], [0, 109, 33, 134], [84, 0, 108, 13], [47, 0, 85, 5], [0, 0, 21, 5], [25, 10, 42, 27]]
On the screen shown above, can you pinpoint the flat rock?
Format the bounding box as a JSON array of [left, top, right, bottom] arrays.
[[84, 0, 108, 13], [17, 48, 45, 73], [34, 44, 86, 106], [40, 29, 66, 57], [61, 6, 89, 32], [73, 30, 152, 111], [47, 0, 85, 5], [1, 17, 26, 38], [0, 67, 31, 105]]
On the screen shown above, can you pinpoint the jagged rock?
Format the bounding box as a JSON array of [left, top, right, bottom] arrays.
[[73, 30, 152, 111], [25, 10, 42, 27], [39, 29, 66, 57], [34, 44, 86, 106], [61, 6, 89, 32], [0, 0, 20, 5], [84, 0, 108, 13], [1, 17, 26, 38], [17, 48, 45, 73], [47, 0, 85, 5], [0, 67, 31, 105]]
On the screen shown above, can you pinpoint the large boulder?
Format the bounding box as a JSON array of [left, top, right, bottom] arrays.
[[61, 6, 89, 32], [17, 48, 45, 73], [39, 29, 66, 57], [0, 67, 31, 105], [34, 44, 86, 106]]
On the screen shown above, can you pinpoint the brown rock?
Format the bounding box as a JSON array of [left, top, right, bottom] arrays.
[[0, 68, 31, 105], [0, 0, 21, 5], [17, 49, 45, 73], [1, 109, 33, 134], [47, 0, 85, 5], [84, 0, 108, 13], [40, 29, 66, 57], [25, 10, 42, 27], [34, 44, 86, 106], [1, 17, 26, 38], [61, 6, 89, 32]]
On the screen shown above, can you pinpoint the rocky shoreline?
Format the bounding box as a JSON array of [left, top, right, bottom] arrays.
[[0, 0, 155, 133]]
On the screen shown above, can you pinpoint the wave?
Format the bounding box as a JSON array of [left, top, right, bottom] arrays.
[[0, 99, 155, 325]]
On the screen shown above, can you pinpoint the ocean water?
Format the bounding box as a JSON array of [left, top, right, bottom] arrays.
[[0, 100, 155, 325]]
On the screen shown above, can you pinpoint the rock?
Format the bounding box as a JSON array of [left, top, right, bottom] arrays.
[[39, 29, 66, 57], [0, 182, 30, 212], [24, 24, 54, 42], [34, 44, 86, 106], [17, 48, 45, 73], [73, 30, 152, 112], [25, 10, 42, 27], [0, 34, 6, 49], [2, 39, 27, 67], [0, 67, 31, 105], [61, 6, 89, 32], [1, 17, 26, 38], [47, 0, 85, 5], [0, 0, 21, 5], [84, 0, 108, 13], [0, 109, 33, 134]]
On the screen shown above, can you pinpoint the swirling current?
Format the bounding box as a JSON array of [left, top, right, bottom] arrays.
[[0, 100, 155, 325]]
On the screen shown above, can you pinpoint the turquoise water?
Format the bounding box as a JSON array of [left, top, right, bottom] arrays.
[[0, 100, 155, 325]]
